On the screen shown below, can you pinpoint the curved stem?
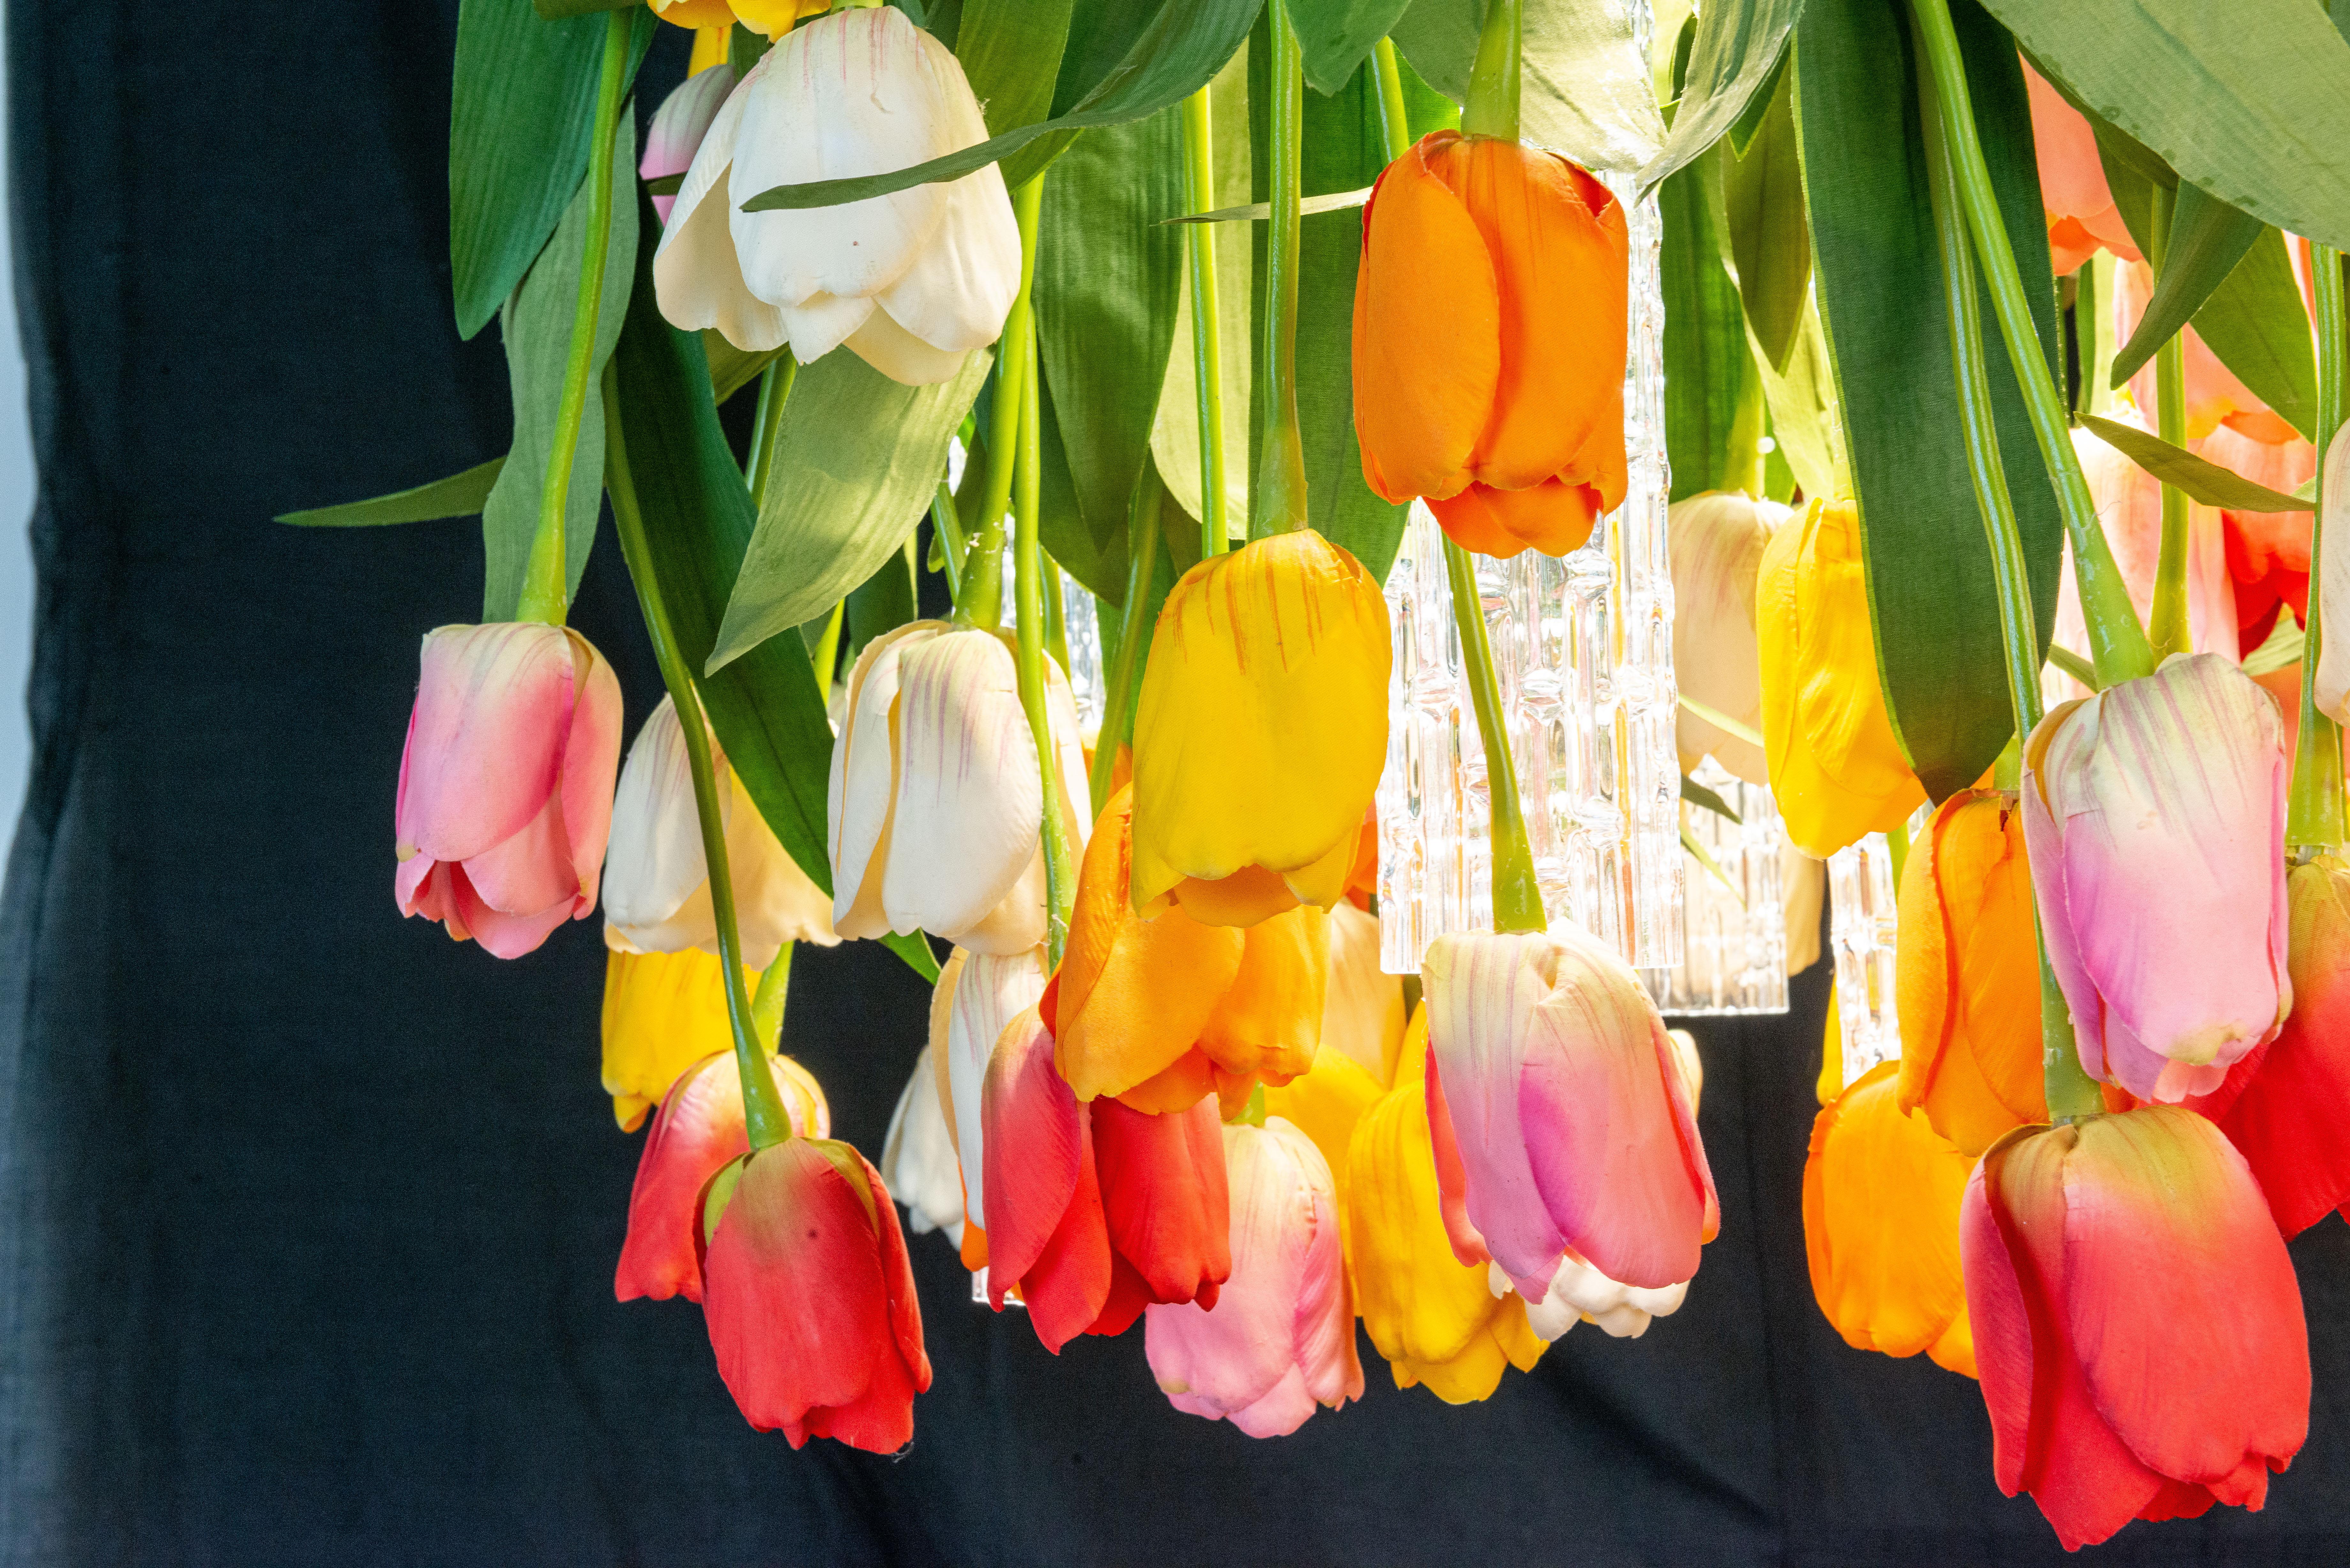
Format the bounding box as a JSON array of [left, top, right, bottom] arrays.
[[958, 181, 1044, 628], [1014, 261, 1078, 966], [1180, 88, 1231, 559], [1461, 0, 1522, 141], [1372, 37, 1412, 162], [1250, 0, 1308, 539], [748, 944, 793, 1052], [1095, 478, 1165, 817], [603, 365, 792, 1150], [2149, 333, 2191, 659], [743, 354, 798, 510], [1914, 16, 2100, 1122], [1907, 0, 2154, 690], [2292, 247, 2348, 855], [1445, 539, 1545, 934], [518, 11, 630, 629], [931, 475, 966, 601]]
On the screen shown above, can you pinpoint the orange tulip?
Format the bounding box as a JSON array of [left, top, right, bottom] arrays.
[[1803, 1063, 1977, 1377], [1894, 790, 2046, 1155], [1351, 131, 1628, 559]]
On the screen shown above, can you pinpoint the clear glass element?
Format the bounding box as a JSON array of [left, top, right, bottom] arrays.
[[1824, 811, 1932, 1091], [1643, 758, 1790, 1015], [1060, 579, 1106, 742], [1375, 78, 1681, 976]]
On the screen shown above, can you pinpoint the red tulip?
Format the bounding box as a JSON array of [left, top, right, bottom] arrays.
[[1962, 1108, 2308, 1549], [394, 622, 623, 959], [701, 1136, 931, 1452]]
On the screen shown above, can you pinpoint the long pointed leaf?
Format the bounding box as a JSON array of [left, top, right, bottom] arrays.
[[277, 457, 504, 527], [1722, 68, 1808, 372], [1662, 145, 1763, 501], [1390, 0, 1664, 176], [1640, 0, 1806, 191], [2076, 414, 2314, 513], [1289, 0, 1416, 94], [2109, 182, 2262, 386]]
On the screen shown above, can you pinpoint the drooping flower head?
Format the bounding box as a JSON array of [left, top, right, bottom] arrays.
[[2021, 62, 2141, 276], [601, 946, 755, 1132], [642, 61, 737, 224], [1670, 490, 1790, 785]]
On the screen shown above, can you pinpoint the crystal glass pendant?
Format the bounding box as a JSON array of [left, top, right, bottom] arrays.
[[1644, 758, 1790, 1016], [1826, 831, 1902, 1090]]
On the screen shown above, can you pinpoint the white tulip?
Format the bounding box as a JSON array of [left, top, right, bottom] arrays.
[[2315, 426, 2350, 723], [1497, 1256, 1690, 1342], [928, 944, 1048, 1234], [602, 694, 837, 969], [1320, 901, 1405, 1087], [1668, 491, 1791, 785], [881, 1042, 966, 1246], [829, 621, 1089, 954], [653, 6, 1021, 386]]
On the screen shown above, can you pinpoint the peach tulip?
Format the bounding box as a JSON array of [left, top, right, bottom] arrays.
[[2022, 63, 2140, 275], [1670, 491, 1789, 785]]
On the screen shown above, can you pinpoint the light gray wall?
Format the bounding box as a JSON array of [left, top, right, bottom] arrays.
[[0, 45, 30, 861]]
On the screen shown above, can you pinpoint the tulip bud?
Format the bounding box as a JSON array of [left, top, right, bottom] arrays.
[[394, 622, 623, 959], [1962, 1109, 2308, 1549], [829, 622, 1089, 956], [1352, 132, 1628, 558], [641, 62, 736, 225], [654, 6, 1021, 384], [2023, 654, 2289, 1103], [1130, 533, 1389, 927], [1802, 1063, 1975, 1376], [600, 946, 755, 1132], [648, 2, 826, 41], [604, 695, 836, 969], [1144, 1119, 1363, 1437], [1893, 790, 2045, 1154], [881, 1042, 965, 1246], [927, 944, 1047, 1263], [1262, 1046, 1383, 1206], [700, 1136, 932, 1451], [1670, 491, 1790, 785], [2021, 63, 2140, 274], [1756, 499, 1927, 857], [1321, 900, 1407, 1087]]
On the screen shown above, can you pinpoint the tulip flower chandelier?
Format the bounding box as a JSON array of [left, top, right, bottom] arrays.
[[289, 0, 2350, 1546]]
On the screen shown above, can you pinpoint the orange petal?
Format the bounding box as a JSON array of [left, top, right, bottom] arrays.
[[1429, 478, 1600, 559], [1197, 905, 1330, 1087], [1352, 134, 1502, 502], [1117, 1048, 1220, 1115]]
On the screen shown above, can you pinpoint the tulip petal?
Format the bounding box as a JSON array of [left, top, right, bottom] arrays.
[[885, 628, 1043, 940], [1320, 901, 1406, 1087], [870, 163, 1020, 361], [615, 1053, 747, 1304], [1347, 1065, 1506, 1378], [1142, 1124, 1310, 1426], [652, 70, 790, 352], [1197, 905, 1327, 1088], [776, 289, 879, 366], [829, 622, 934, 934], [1429, 477, 1602, 561], [978, 1007, 1082, 1293], [602, 696, 711, 945], [445, 863, 577, 960], [1670, 493, 1785, 786], [2223, 861, 2350, 1235], [882, 1043, 966, 1243], [845, 304, 974, 386], [943, 946, 1048, 1232], [1093, 1096, 1232, 1306], [396, 623, 578, 867]]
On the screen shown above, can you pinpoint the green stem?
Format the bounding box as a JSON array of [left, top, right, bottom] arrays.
[[1371, 38, 1412, 162], [1250, 0, 1308, 538], [1179, 88, 1231, 560], [516, 11, 631, 628], [1042, 553, 1071, 676], [1914, 14, 2100, 1123], [743, 353, 798, 511], [2149, 333, 2191, 659], [958, 180, 1044, 628], [931, 476, 966, 601], [1885, 818, 1912, 890], [810, 598, 847, 696], [1095, 477, 1165, 816], [748, 944, 793, 1051], [602, 365, 792, 1150], [1445, 539, 1544, 934], [1461, 0, 1522, 140], [1014, 267, 1079, 967], [1907, 0, 2154, 691], [2291, 247, 2348, 855]]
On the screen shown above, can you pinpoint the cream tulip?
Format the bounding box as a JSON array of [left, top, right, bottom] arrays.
[[603, 695, 836, 970], [829, 622, 1088, 955], [2312, 428, 2350, 722], [652, 6, 1020, 385], [929, 943, 1049, 1245], [882, 1043, 966, 1247], [1669, 491, 1789, 785]]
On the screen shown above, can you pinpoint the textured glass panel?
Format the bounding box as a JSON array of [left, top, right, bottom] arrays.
[[1827, 833, 1902, 1089], [1644, 759, 1790, 1016], [1060, 578, 1106, 741]]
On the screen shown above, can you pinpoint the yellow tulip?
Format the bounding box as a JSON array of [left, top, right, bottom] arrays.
[[1757, 497, 1926, 857], [1130, 532, 1389, 926], [1344, 1012, 1548, 1402], [1323, 901, 1407, 1087], [601, 947, 757, 1132], [1264, 1046, 1385, 1209], [648, 0, 828, 40]]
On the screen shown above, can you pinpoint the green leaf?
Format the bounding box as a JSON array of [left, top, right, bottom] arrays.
[[710, 351, 993, 672], [704, 335, 785, 405], [883, 931, 944, 983], [1795, 0, 2062, 801], [958, 0, 1077, 139], [607, 190, 836, 904], [846, 538, 921, 669], [1661, 147, 1762, 501], [1681, 773, 1743, 823], [1032, 108, 1186, 603], [449, 0, 653, 340], [1288, 0, 1415, 94], [2110, 182, 2261, 386], [532, 0, 631, 15], [1981, 0, 2350, 254], [2075, 413, 2315, 513], [276, 457, 504, 527], [1640, 0, 1805, 190], [740, 0, 1259, 212], [2185, 228, 2318, 443], [1724, 47, 1789, 160], [1722, 66, 1808, 372], [480, 114, 639, 623], [1391, 0, 1665, 175]]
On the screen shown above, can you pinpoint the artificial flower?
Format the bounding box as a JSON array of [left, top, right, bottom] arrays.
[[1347, 1012, 1548, 1401], [1894, 789, 2045, 1154], [701, 1134, 931, 1451], [1421, 922, 1718, 1310], [641, 60, 736, 224], [1144, 1118, 1363, 1437], [927, 943, 1048, 1268], [1802, 1062, 1976, 1376], [654, 5, 1020, 384], [1351, 131, 1628, 558], [829, 622, 1088, 955], [1129, 533, 1389, 925], [394, 622, 622, 959], [613, 1049, 827, 1304], [603, 693, 836, 969], [1321, 900, 1407, 1087], [1962, 1108, 2308, 1549], [881, 1041, 965, 1246], [2023, 654, 2289, 1103], [600, 945, 754, 1132], [2022, 63, 2140, 275], [1756, 498, 1928, 856], [1669, 490, 1790, 785]]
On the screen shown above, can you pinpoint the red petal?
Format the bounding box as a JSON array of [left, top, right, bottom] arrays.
[[1090, 1252, 1154, 1339], [1092, 1095, 1232, 1306], [615, 1054, 746, 1304], [855, 1150, 932, 1395], [1423, 1052, 1490, 1268], [979, 1009, 1083, 1295], [1019, 1104, 1112, 1353]]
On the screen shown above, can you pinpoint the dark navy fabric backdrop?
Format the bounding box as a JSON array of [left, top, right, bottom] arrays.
[[3, 5, 2348, 1564]]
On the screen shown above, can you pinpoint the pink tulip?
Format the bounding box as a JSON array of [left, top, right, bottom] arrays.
[[2022, 654, 2291, 1103], [642, 63, 737, 225], [2023, 63, 2140, 275], [1143, 1118, 1360, 1438], [2116, 260, 2300, 446], [1421, 923, 1719, 1307], [394, 622, 624, 959]]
